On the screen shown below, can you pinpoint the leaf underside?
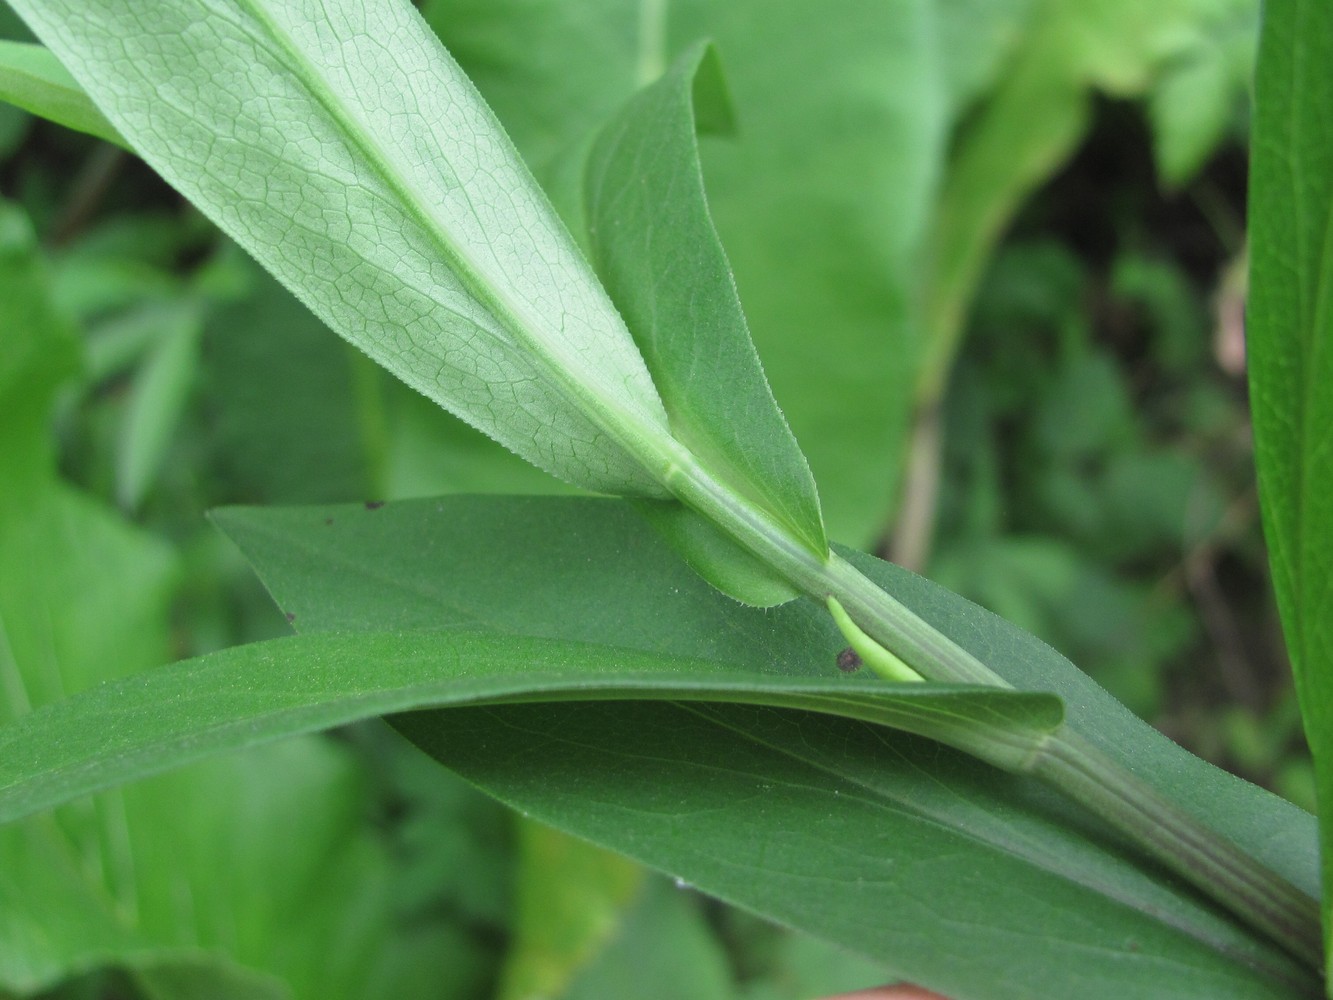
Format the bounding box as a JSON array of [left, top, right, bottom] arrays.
[[9, 0, 675, 497]]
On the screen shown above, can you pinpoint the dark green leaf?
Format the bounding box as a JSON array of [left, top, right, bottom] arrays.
[[422, 0, 947, 545], [0, 626, 1063, 824], [1248, 0, 1333, 976], [10, 0, 678, 499], [214, 496, 1316, 999]]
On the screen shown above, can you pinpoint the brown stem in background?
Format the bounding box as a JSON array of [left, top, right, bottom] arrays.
[[886, 404, 942, 571], [48, 143, 124, 247], [1154, 489, 1263, 709]]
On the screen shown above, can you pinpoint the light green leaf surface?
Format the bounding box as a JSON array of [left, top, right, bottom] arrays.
[[206, 496, 1317, 999], [0, 40, 126, 148], [563, 879, 735, 1000], [1247, 0, 1333, 978], [563, 41, 818, 603], [8, 0, 676, 499]]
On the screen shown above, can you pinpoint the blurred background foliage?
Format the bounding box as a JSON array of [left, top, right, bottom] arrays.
[[0, 0, 1310, 997]]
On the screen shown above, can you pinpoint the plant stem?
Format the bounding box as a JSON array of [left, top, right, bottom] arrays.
[[658, 447, 1323, 969], [1031, 728, 1324, 968]]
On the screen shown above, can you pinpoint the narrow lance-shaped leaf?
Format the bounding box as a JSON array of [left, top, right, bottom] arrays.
[[574, 44, 828, 603], [0, 40, 126, 148], [0, 627, 1065, 825], [8, 0, 676, 498], [1247, 0, 1333, 977]]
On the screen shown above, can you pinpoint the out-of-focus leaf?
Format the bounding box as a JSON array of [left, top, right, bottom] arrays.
[[0, 200, 487, 1000], [498, 823, 643, 1000], [11, 0, 677, 500], [116, 303, 200, 510], [563, 879, 735, 1000], [920, 0, 1211, 404], [0, 626, 1065, 823], [1147, 0, 1258, 187], [0, 40, 126, 148], [935, 0, 1036, 113], [205, 261, 374, 505], [737, 931, 891, 1000], [1247, 0, 1333, 976]]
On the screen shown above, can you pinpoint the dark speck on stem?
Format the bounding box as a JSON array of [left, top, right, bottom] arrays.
[[324, 517, 335, 526], [364, 500, 385, 510], [284, 611, 296, 624]]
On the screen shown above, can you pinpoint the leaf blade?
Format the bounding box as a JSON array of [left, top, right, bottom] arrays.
[[1247, 0, 1333, 977], [581, 43, 827, 561], [0, 627, 1062, 825], [8, 0, 674, 497]]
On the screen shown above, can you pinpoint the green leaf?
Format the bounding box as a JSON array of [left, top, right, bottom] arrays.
[[919, 0, 1214, 404], [1147, 0, 1257, 188], [8, 0, 676, 499], [633, 500, 801, 607], [0, 626, 1066, 824], [563, 879, 735, 1000], [579, 43, 826, 576], [567, 44, 813, 604], [0, 201, 78, 447], [935, 0, 1036, 114], [116, 304, 201, 511], [208, 497, 1317, 998], [1247, 0, 1333, 979], [423, 0, 947, 546], [0, 40, 127, 148], [2, 494, 1312, 994]]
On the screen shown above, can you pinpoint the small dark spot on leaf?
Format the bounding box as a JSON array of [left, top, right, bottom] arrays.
[[364, 500, 385, 510], [324, 517, 334, 526], [284, 611, 296, 624], [836, 646, 862, 673]]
